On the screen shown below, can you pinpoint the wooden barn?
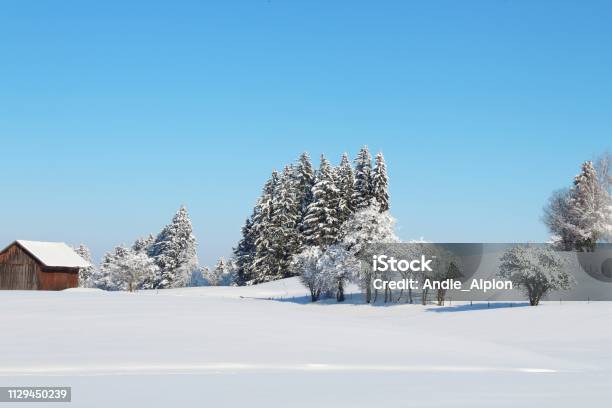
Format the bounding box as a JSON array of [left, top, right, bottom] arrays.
[[0, 240, 90, 290]]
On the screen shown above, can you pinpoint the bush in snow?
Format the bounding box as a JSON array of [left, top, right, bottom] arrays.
[[292, 246, 331, 302], [498, 245, 574, 306], [317, 245, 360, 302], [98, 246, 159, 291], [340, 203, 399, 303]]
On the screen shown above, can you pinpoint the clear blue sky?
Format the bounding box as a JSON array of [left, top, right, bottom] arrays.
[[1, 0, 610, 266]]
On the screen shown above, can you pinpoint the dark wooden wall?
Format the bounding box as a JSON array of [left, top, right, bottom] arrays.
[[0, 244, 39, 289], [0, 243, 79, 290], [38, 267, 79, 290]]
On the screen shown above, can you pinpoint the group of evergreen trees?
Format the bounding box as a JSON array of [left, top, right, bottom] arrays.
[[92, 206, 198, 290], [233, 146, 389, 284]]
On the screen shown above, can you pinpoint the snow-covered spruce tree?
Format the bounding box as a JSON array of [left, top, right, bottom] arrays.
[[340, 203, 399, 303], [205, 257, 237, 286], [567, 161, 608, 251], [302, 155, 341, 248], [252, 171, 280, 283], [269, 166, 301, 278], [317, 244, 360, 302], [544, 160, 611, 251], [372, 152, 389, 212], [292, 246, 331, 302], [97, 247, 127, 290], [498, 245, 574, 306], [74, 244, 96, 288], [207, 257, 227, 286], [293, 152, 316, 223], [336, 153, 355, 225], [233, 215, 257, 285], [132, 234, 155, 253], [223, 258, 238, 286], [352, 146, 373, 210], [148, 206, 198, 288]]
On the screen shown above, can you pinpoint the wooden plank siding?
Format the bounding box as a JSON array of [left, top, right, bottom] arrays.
[[0, 243, 79, 290], [38, 267, 79, 290]]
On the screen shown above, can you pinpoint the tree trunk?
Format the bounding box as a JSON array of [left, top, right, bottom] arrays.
[[437, 288, 446, 306], [310, 287, 320, 302], [396, 287, 404, 303], [336, 280, 345, 302]]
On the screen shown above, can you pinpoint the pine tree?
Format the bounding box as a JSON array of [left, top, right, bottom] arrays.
[[568, 161, 607, 251], [270, 166, 301, 278], [233, 216, 256, 285], [98, 246, 130, 291], [293, 152, 316, 217], [207, 257, 227, 286], [148, 206, 198, 288], [252, 171, 280, 282], [303, 155, 341, 248], [132, 234, 155, 253], [336, 153, 355, 224], [544, 156, 612, 250], [353, 146, 373, 209], [74, 244, 96, 288], [372, 152, 389, 211]]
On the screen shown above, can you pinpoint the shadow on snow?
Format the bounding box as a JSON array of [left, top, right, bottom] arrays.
[[248, 293, 530, 311], [427, 302, 530, 313]]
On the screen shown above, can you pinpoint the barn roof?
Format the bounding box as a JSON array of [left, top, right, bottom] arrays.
[[11, 240, 91, 268]]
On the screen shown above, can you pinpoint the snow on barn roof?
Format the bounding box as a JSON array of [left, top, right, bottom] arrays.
[[14, 240, 91, 268]]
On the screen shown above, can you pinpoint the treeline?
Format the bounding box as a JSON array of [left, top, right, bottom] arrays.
[[233, 146, 389, 285]]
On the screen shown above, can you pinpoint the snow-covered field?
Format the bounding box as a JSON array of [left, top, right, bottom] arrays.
[[1, 278, 611, 407]]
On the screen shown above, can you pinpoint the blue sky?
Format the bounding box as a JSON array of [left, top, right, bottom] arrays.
[[1, 0, 610, 266]]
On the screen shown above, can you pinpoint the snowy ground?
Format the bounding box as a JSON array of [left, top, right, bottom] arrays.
[[1, 278, 611, 407]]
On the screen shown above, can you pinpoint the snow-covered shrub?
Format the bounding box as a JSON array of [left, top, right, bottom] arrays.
[[317, 245, 360, 302], [498, 245, 574, 306], [98, 246, 158, 291], [292, 246, 331, 301], [340, 203, 399, 303]]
